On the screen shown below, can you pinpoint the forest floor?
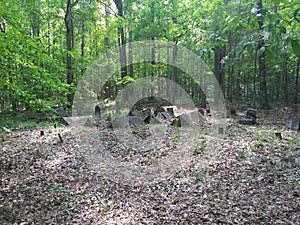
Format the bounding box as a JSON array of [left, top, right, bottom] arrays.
[[0, 107, 300, 224]]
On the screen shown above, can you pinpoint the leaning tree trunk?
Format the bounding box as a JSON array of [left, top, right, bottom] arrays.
[[65, 0, 74, 106], [257, 0, 268, 109]]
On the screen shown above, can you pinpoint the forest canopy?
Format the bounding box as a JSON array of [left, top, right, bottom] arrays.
[[0, 0, 299, 114]]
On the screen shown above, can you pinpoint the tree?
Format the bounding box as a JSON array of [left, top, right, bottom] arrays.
[[65, 0, 74, 106], [256, 0, 268, 109], [113, 0, 127, 78]]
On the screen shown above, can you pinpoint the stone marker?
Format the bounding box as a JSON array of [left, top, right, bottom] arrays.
[[290, 118, 300, 131], [161, 111, 171, 120], [95, 105, 101, 118], [166, 107, 175, 117], [246, 108, 257, 119], [171, 109, 205, 127], [151, 112, 169, 124], [275, 132, 282, 140], [238, 116, 256, 125]]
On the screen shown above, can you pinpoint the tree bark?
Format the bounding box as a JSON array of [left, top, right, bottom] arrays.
[[129, 30, 134, 77], [257, 0, 269, 109], [31, 1, 41, 37], [282, 52, 288, 105], [65, 0, 74, 106], [151, 39, 155, 98], [214, 46, 225, 104], [295, 56, 300, 103], [113, 0, 127, 78], [81, 18, 85, 76]]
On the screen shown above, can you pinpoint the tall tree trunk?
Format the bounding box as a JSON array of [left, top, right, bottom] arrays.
[[257, 0, 268, 109], [31, 0, 41, 37], [113, 0, 127, 78], [47, 21, 51, 56], [282, 52, 288, 105], [295, 56, 300, 103], [235, 54, 243, 99], [214, 46, 225, 104], [227, 34, 235, 103], [151, 39, 155, 98], [166, 46, 171, 97], [172, 42, 178, 103], [172, 42, 178, 84], [254, 46, 258, 103], [65, 0, 74, 106], [81, 18, 85, 76], [129, 30, 134, 77]]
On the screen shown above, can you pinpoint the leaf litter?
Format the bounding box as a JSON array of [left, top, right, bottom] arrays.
[[0, 108, 299, 224]]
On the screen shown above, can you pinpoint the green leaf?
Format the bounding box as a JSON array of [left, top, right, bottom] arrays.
[[291, 39, 300, 56], [258, 46, 266, 56]]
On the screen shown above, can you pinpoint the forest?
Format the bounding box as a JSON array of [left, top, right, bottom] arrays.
[[0, 0, 300, 224]]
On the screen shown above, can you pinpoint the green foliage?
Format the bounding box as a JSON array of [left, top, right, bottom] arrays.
[[291, 39, 300, 56], [50, 184, 71, 193], [193, 171, 205, 182], [0, 116, 50, 131], [194, 135, 206, 154], [100, 202, 110, 213], [237, 151, 247, 159], [117, 75, 135, 85], [0, 0, 299, 115]]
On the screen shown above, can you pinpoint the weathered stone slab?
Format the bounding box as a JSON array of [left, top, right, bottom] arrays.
[[171, 109, 205, 127], [290, 118, 300, 131], [238, 116, 256, 125], [166, 107, 175, 117], [95, 105, 101, 118]]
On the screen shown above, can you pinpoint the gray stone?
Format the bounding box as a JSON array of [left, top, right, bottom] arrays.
[[171, 109, 205, 127], [238, 116, 256, 125], [198, 108, 205, 116], [246, 108, 257, 119], [95, 105, 101, 118], [290, 118, 300, 131], [166, 107, 175, 117], [54, 106, 65, 117]]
